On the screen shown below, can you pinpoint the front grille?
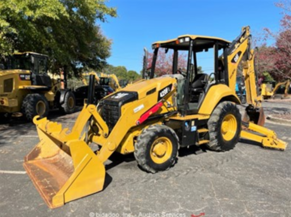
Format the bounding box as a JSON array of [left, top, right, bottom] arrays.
[[4, 78, 13, 92], [101, 102, 120, 131], [100, 91, 138, 132]]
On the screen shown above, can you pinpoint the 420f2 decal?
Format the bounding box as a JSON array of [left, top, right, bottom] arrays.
[[158, 84, 172, 101]]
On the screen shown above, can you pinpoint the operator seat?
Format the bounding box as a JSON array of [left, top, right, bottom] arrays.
[[191, 73, 208, 94]]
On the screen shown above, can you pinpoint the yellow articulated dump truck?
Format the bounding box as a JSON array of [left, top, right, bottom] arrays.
[[23, 26, 287, 208]]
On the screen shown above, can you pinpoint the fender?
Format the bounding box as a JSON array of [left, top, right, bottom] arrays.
[[198, 84, 240, 115], [56, 89, 70, 105]]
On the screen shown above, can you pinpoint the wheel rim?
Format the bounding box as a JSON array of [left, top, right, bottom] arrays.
[[36, 101, 46, 116], [221, 114, 237, 141], [150, 137, 173, 164], [68, 96, 74, 108]]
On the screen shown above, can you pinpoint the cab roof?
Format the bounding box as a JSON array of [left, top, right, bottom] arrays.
[[152, 34, 230, 51]]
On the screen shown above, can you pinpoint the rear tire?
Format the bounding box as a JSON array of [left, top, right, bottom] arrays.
[[60, 91, 76, 114], [22, 94, 49, 121], [134, 124, 179, 173], [207, 101, 241, 151]]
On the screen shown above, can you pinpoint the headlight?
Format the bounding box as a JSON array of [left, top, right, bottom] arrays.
[[178, 37, 190, 44]]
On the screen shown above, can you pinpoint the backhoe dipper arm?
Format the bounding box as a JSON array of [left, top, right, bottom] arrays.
[[226, 26, 261, 107], [226, 26, 287, 150]]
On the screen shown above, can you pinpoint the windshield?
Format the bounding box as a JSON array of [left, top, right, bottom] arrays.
[[0, 54, 32, 70], [150, 47, 189, 77], [100, 77, 110, 85]]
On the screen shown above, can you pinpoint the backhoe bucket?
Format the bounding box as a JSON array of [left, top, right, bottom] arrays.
[[23, 117, 106, 208], [243, 106, 265, 126]]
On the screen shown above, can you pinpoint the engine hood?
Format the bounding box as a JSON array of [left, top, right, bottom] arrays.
[[0, 69, 30, 78], [121, 76, 177, 100]]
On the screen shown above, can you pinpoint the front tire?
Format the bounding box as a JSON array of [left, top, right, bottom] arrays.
[[22, 94, 49, 121], [134, 125, 179, 173], [207, 101, 241, 151]]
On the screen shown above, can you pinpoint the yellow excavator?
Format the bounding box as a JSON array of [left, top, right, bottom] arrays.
[[23, 26, 287, 208], [261, 80, 290, 99]]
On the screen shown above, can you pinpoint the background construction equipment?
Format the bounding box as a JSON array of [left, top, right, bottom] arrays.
[[0, 52, 76, 120]]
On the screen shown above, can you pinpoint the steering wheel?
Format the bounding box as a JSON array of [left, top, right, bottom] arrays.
[[208, 72, 215, 82]]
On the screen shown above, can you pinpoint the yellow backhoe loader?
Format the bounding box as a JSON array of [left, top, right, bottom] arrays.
[[81, 71, 100, 85], [24, 26, 287, 208], [99, 72, 124, 91], [0, 52, 76, 120], [261, 80, 290, 99], [74, 72, 115, 105], [81, 72, 122, 91]]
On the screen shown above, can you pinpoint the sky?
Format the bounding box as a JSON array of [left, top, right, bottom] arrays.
[[100, 0, 283, 74]]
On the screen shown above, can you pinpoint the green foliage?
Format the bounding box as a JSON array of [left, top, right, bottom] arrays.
[[262, 71, 275, 83], [104, 65, 141, 82], [0, 0, 117, 75], [197, 66, 203, 74]]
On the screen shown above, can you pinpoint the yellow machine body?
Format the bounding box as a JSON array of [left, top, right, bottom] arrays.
[[23, 77, 177, 208], [24, 26, 287, 208], [0, 52, 75, 120], [0, 69, 56, 113]]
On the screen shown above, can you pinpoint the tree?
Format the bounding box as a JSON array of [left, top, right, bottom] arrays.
[[103, 64, 141, 82], [127, 70, 141, 82], [0, 0, 117, 75], [256, 1, 291, 81]]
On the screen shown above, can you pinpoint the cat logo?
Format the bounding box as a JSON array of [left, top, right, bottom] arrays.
[[231, 51, 242, 63], [111, 92, 128, 99]]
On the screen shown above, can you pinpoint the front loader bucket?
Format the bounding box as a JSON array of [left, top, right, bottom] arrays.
[[23, 117, 106, 208]]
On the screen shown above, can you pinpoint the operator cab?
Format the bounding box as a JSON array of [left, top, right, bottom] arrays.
[[1, 52, 51, 89], [148, 35, 230, 115]]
